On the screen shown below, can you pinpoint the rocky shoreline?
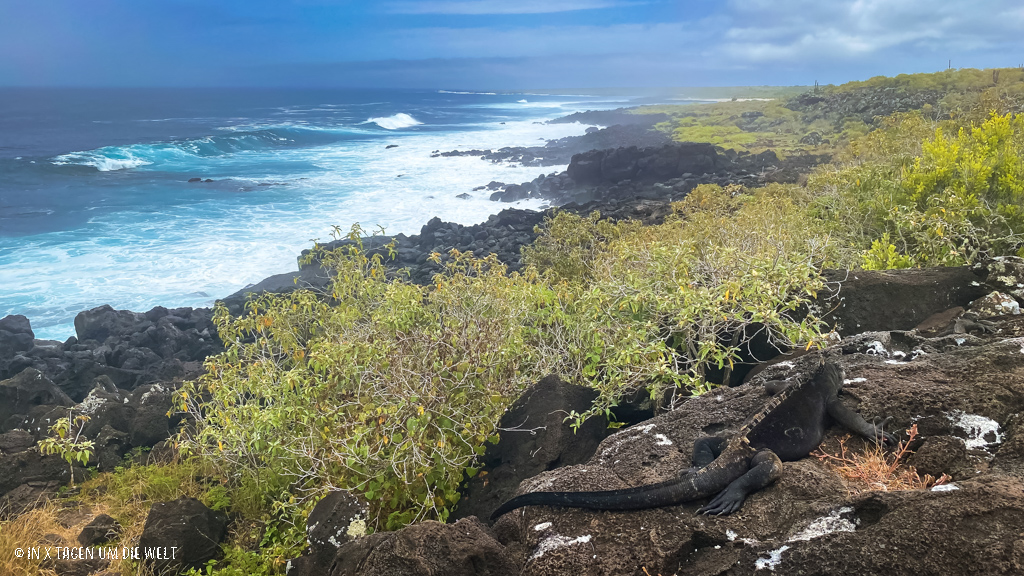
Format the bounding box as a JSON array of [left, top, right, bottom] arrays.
[[8, 103, 1022, 576], [7, 259, 1024, 575]]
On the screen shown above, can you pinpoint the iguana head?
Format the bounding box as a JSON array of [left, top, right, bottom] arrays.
[[818, 359, 845, 396]]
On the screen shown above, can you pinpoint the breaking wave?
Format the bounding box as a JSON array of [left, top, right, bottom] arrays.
[[363, 113, 423, 130], [49, 126, 361, 171], [52, 151, 153, 172]]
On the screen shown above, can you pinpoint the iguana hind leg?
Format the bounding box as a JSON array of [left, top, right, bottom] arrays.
[[698, 449, 783, 515], [691, 436, 728, 470]]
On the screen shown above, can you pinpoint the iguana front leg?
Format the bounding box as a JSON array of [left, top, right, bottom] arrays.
[[698, 449, 783, 515], [826, 396, 897, 446]]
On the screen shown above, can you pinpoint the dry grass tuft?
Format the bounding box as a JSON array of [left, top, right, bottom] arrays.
[[813, 424, 950, 492], [0, 500, 94, 576], [1, 459, 212, 576]]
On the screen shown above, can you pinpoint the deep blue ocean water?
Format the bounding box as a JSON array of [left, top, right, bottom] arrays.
[[0, 88, 643, 340]]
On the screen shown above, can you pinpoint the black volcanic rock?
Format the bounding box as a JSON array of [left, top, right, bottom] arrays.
[[138, 497, 228, 575], [74, 305, 148, 343], [0, 315, 35, 379], [78, 513, 122, 547], [286, 491, 370, 576], [816, 267, 989, 336], [0, 368, 74, 425], [434, 123, 672, 168], [453, 375, 611, 523], [547, 108, 669, 127]]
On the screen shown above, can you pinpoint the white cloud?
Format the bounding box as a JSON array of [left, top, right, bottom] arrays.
[[720, 0, 1024, 64], [386, 0, 634, 15]]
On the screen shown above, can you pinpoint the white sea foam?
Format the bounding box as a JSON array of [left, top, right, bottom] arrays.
[[10, 112, 599, 341], [52, 151, 153, 171], [364, 113, 423, 130]]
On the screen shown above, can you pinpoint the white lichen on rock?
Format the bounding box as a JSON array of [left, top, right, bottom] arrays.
[[654, 434, 673, 446], [77, 389, 108, 415], [948, 411, 1003, 450], [346, 517, 367, 538], [755, 545, 790, 571], [865, 341, 888, 356], [969, 291, 1020, 317], [787, 507, 857, 542], [931, 483, 960, 492], [533, 522, 552, 532], [529, 534, 592, 561], [843, 377, 867, 384], [138, 384, 165, 405]]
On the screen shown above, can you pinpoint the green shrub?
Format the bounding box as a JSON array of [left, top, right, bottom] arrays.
[[861, 234, 916, 270], [177, 227, 679, 532], [37, 412, 94, 488], [528, 184, 831, 419], [179, 191, 832, 534], [811, 111, 1024, 266]]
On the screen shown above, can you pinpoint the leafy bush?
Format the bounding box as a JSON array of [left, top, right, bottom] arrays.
[[811, 111, 1024, 267], [178, 187, 832, 534], [177, 228, 677, 532], [528, 184, 831, 418], [521, 210, 638, 283], [861, 234, 915, 270], [38, 411, 94, 488]]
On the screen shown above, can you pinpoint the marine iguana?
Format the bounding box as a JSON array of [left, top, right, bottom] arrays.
[[491, 359, 895, 519]]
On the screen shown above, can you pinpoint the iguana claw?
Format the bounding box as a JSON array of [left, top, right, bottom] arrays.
[[872, 416, 897, 447], [698, 487, 746, 516]]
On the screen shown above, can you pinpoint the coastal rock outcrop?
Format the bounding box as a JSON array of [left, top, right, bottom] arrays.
[[486, 143, 826, 204], [434, 114, 672, 168], [222, 209, 548, 311], [478, 327, 1024, 576], [138, 497, 228, 575], [453, 375, 612, 523], [320, 517, 518, 576], [787, 86, 942, 127], [0, 306, 218, 405]]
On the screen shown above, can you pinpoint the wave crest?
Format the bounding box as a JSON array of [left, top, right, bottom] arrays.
[[49, 126, 361, 171], [52, 151, 153, 172], [364, 113, 423, 130]]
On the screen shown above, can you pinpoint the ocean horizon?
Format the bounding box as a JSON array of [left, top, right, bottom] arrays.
[[0, 87, 667, 340]]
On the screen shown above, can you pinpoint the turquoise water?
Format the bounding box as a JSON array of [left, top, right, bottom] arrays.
[[0, 88, 632, 339]]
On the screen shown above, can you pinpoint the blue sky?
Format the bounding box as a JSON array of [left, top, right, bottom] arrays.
[[1, 0, 1022, 88]]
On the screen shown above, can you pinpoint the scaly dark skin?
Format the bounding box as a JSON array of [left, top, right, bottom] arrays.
[[491, 359, 896, 519]]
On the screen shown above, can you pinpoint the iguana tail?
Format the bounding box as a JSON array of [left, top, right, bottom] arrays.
[[490, 443, 754, 519]]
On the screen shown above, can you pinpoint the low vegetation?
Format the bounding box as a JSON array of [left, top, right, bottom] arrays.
[[814, 425, 951, 492], [174, 190, 831, 541], [6, 68, 1024, 575], [637, 66, 1024, 156]]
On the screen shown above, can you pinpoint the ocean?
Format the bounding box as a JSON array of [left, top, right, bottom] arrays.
[[0, 88, 640, 340]]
